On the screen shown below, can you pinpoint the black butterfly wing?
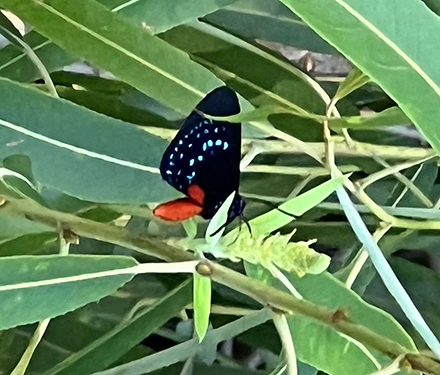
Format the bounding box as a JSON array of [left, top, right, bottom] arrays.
[[159, 87, 241, 219]]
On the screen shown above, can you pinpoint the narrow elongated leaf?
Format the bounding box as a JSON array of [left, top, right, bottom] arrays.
[[193, 273, 212, 342], [0, 78, 175, 203], [0, 0, 224, 114], [46, 280, 192, 375], [0, 255, 137, 330], [365, 258, 440, 349], [205, 0, 337, 54], [161, 22, 327, 116], [278, 0, 440, 155], [246, 264, 416, 375], [330, 107, 410, 130], [0, 31, 74, 82], [336, 186, 440, 358], [248, 175, 347, 236], [98, 0, 238, 34], [92, 309, 272, 375]]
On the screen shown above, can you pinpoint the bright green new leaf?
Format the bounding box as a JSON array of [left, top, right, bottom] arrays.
[[247, 175, 348, 237], [193, 272, 212, 342], [182, 218, 198, 240], [225, 231, 329, 276], [205, 191, 235, 246]]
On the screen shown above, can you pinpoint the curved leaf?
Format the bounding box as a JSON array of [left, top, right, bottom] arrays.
[[279, 0, 440, 155]]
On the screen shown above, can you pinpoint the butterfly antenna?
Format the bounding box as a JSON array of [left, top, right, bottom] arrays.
[[240, 214, 253, 237], [209, 222, 228, 237], [275, 206, 297, 218]]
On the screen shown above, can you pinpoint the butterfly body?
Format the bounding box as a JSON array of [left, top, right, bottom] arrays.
[[154, 86, 245, 225]]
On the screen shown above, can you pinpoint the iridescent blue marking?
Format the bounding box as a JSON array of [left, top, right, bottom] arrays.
[[198, 155, 203, 161], [214, 128, 218, 133], [170, 154, 174, 159], [203, 143, 207, 151], [223, 141, 229, 150], [180, 153, 184, 159], [166, 170, 172, 175], [178, 140, 183, 145], [204, 129, 209, 134], [188, 144, 193, 148], [215, 140, 222, 146], [189, 159, 195, 166], [207, 140, 213, 147]]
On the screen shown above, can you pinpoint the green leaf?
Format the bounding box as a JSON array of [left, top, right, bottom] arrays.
[[205, 191, 235, 245], [329, 107, 410, 130], [0, 31, 74, 82], [44, 280, 192, 375], [246, 264, 417, 375], [182, 218, 198, 240], [204, 0, 337, 54], [0, 211, 54, 242], [193, 272, 212, 342], [365, 257, 440, 349], [0, 78, 175, 203], [336, 186, 440, 357], [98, 0, 238, 34], [247, 175, 347, 236], [334, 68, 370, 102], [278, 0, 440, 156], [160, 22, 327, 116], [0, 232, 57, 257], [225, 231, 329, 276], [91, 309, 272, 375], [0, 0, 224, 115], [55, 86, 175, 129], [0, 255, 137, 330]]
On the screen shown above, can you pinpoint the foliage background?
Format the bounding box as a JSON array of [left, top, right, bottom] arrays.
[[0, 0, 439, 374]]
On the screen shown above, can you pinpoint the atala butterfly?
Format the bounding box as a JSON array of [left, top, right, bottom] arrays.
[[153, 86, 245, 228]]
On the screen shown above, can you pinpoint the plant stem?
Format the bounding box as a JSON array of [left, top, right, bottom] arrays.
[[251, 139, 435, 160], [344, 223, 391, 289], [10, 319, 50, 375], [273, 314, 297, 375], [3, 196, 440, 374]]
